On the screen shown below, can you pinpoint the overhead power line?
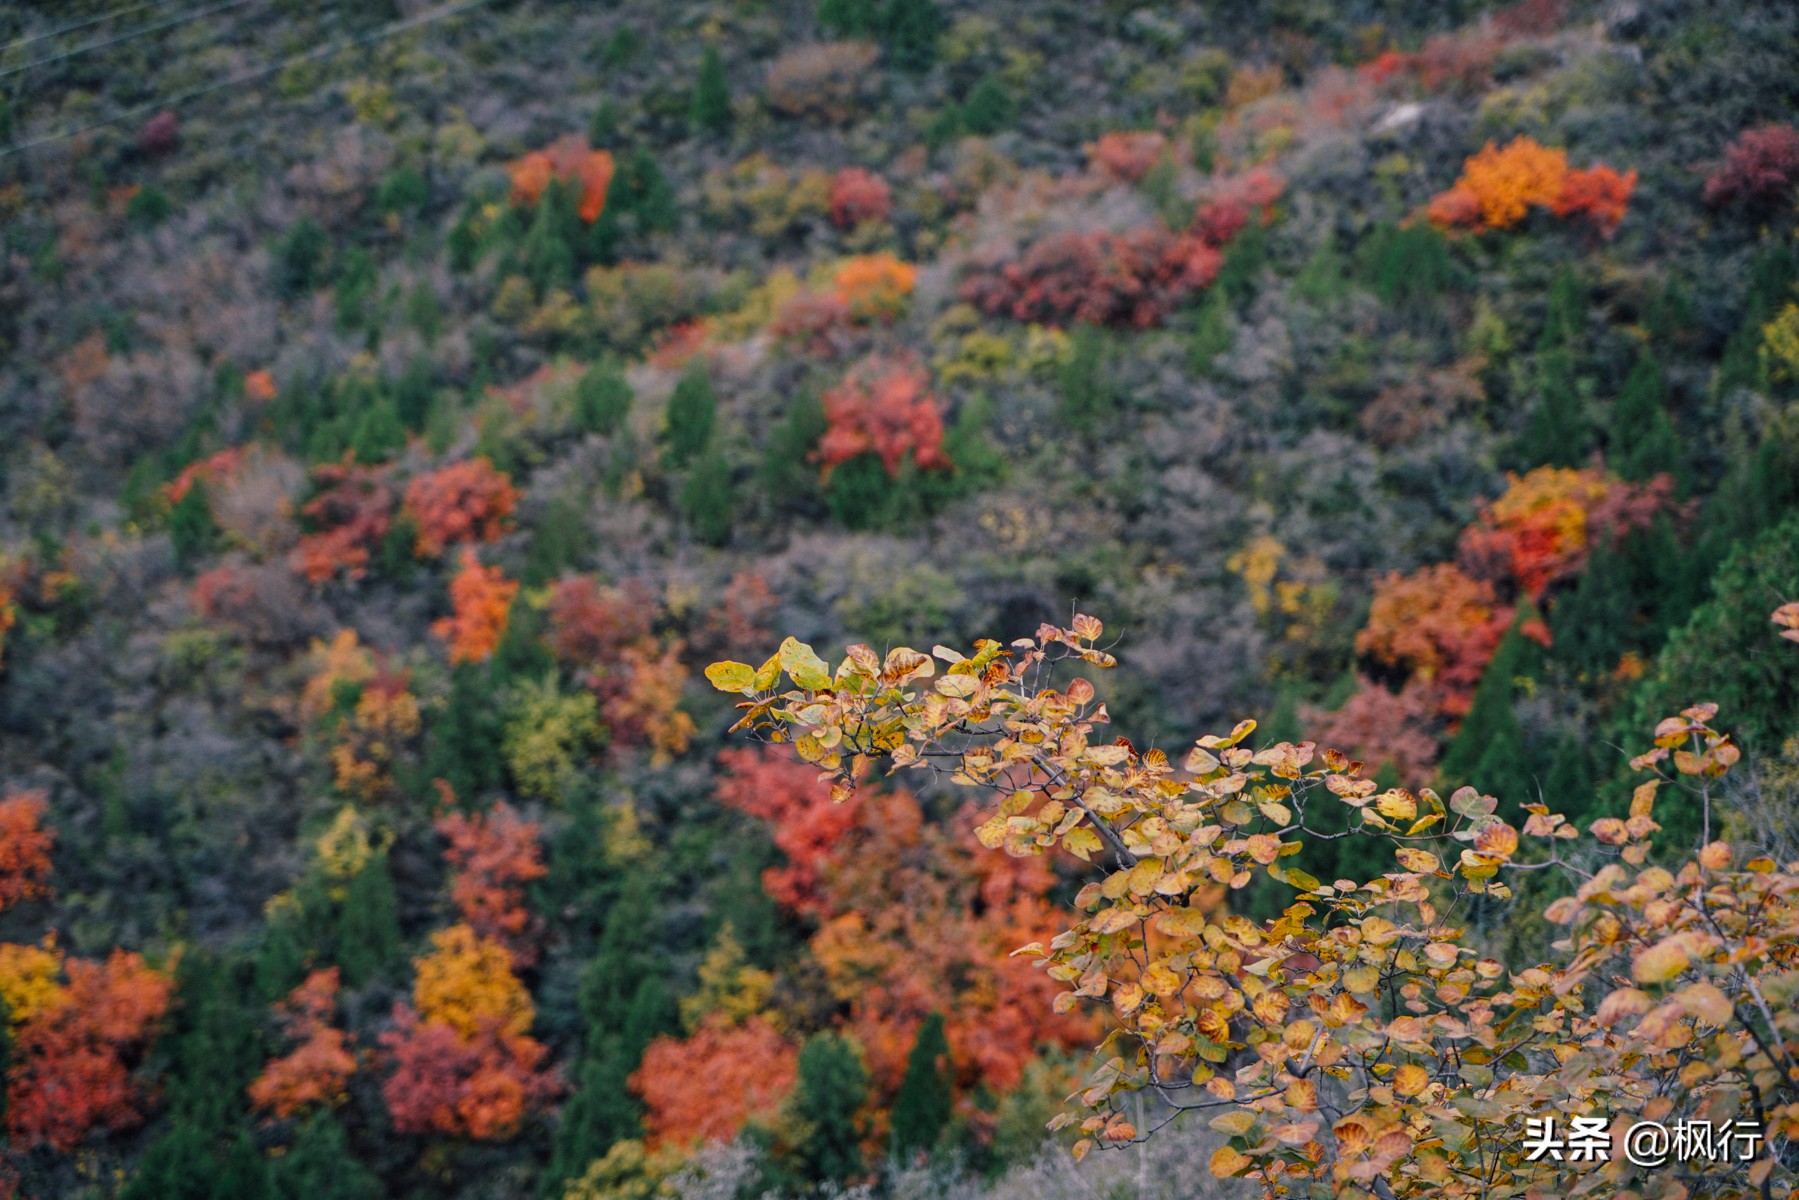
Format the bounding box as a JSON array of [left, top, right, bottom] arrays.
[[0, 0, 258, 80], [0, 1, 176, 56], [0, 0, 495, 160]]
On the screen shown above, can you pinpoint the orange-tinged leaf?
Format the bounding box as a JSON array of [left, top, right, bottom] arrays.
[[1633, 938, 1690, 984], [1209, 1146, 1252, 1177]]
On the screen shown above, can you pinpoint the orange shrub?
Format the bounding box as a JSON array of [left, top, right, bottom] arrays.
[[1456, 466, 1669, 600], [1356, 563, 1512, 721], [631, 1014, 798, 1147], [830, 253, 916, 322], [5, 950, 173, 1152], [828, 166, 892, 228], [290, 460, 395, 586], [1551, 165, 1637, 237], [0, 792, 54, 913], [815, 356, 951, 480], [248, 968, 356, 1120], [432, 550, 518, 665], [435, 804, 547, 969], [1085, 131, 1167, 183], [507, 135, 616, 224], [1428, 136, 1635, 236], [403, 457, 520, 557]]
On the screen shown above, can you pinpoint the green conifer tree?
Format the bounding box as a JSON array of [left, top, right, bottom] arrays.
[[881, 0, 943, 71], [336, 850, 402, 988], [544, 871, 679, 1195], [1058, 323, 1113, 431], [761, 387, 828, 510], [1188, 287, 1234, 376], [427, 662, 505, 800], [1519, 343, 1587, 468], [692, 45, 733, 134], [168, 480, 218, 569], [268, 1115, 379, 1200], [680, 441, 735, 547], [818, 0, 879, 34], [1439, 617, 1538, 787], [1610, 352, 1682, 484], [889, 1013, 953, 1158], [661, 364, 717, 467], [576, 360, 634, 435], [960, 74, 1015, 135], [789, 1033, 871, 1182], [523, 182, 579, 296]]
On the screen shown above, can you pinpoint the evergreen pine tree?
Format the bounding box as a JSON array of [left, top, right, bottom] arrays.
[[349, 392, 406, 465], [818, 0, 879, 35], [889, 1013, 953, 1158], [1542, 735, 1595, 818], [427, 662, 505, 800], [692, 45, 733, 134], [276, 217, 329, 298], [1549, 536, 1635, 676], [524, 494, 595, 586], [881, 0, 943, 71], [789, 1033, 871, 1182], [1058, 323, 1113, 431], [661, 364, 717, 467], [618, 147, 678, 235], [680, 441, 735, 546], [761, 387, 828, 509], [268, 1115, 379, 1200], [1519, 343, 1587, 468], [169, 480, 218, 569], [1188, 287, 1233, 375], [545, 872, 678, 1195], [576, 360, 634, 435], [1540, 265, 1584, 353], [1439, 618, 1537, 786], [1467, 706, 1535, 807], [960, 74, 1015, 135], [493, 595, 555, 682], [523, 182, 579, 296], [336, 850, 402, 988], [1610, 352, 1682, 484]]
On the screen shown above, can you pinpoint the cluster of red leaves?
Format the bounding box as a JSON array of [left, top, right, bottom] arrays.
[[5, 950, 173, 1152], [1427, 136, 1636, 237], [403, 458, 520, 558], [247, 968, 356, 1120], [829, 167, 892, 229], [960, 226, 1224, 328], [244, 369, 279, 403], [546, 576, 655, 666], [1191, 166, 1285, 246], [507, 135, 616, 224], [631, 1014, 798, 1149], [1085, 131, 1168, 183], [715, 747, 860, 916], [544, 575, 697, 763], [136, 112, 180, 157], [815, 356, 951, 479], [0, 581, 14, 674], [715, 748, 1095, 1112], [1356, 563, 1512, 723], [1702, 123, 1799, 213], [0, 791, 54, 913], [435, 803, 547, 969], [290, 460, 395, 585], [379, 1005, 560, 1141], [380, 925, 561, 1141], [1456, 467, 1672, 600], [1304, 677, 1441, 787], [432, 550, 518, 665], [770, 290, 853, 356], [164, 446, 249, 505]]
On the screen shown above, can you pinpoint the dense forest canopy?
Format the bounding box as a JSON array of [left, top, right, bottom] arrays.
[[0, 0, 1796, 1197]]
